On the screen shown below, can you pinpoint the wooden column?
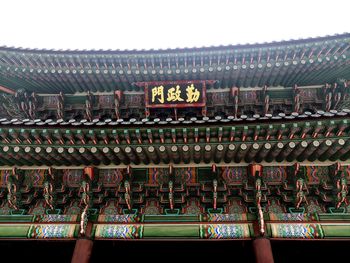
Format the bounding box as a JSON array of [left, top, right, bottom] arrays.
[[71, 238, 94, 263], [252, 238, 274, 263]]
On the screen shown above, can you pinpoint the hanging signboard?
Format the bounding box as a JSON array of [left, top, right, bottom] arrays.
[[135, 80, 213, 108]]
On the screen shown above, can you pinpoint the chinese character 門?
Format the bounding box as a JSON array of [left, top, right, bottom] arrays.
[[152, 86, 164, 103]]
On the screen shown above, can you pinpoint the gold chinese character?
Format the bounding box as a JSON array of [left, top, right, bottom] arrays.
[[167, 85, 184, 102], [152, 86, 164, 103], [186, 84, 200, 103]]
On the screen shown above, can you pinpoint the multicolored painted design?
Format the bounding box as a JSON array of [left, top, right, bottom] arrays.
[[263, 166, 287, 183], [201, 213, 247, 222], [306, 200, 324, 214], [63, 169, 83, 187], [226, 199, 247, 214], [0, 203, 11, 215], [29, 201, 46, 215], [148, 168, 196, 185], [143, 200, 161, 215], [98, 95, 114, 108], [94, 224, 143, 239], [148, 168, 169, 185], [183, 199, 202, 215], [97, 214, 140, 223], [269, 213, 317, 221], [101, 201, 119, 215], [266, 199, 285, 213], [174, 168, 196, 184], [221, 167, 246, 185], [200, 224, 250, 239], [99, 169, 123, 187], [29, 224, 77, 238], [342, 165, 350, 181], [302, 166, 330, 185], [270, 223, 324, 239], [35, 215, 78, 222], [0, 170, 11, 188], [24, 169, 46, 187], [65, 201, 81, 215]]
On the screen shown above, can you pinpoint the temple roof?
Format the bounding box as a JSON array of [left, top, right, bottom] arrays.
[[0, 33, 349, 93]]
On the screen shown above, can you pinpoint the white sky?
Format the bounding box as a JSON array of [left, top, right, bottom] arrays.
[[0, 0, 349, 50]]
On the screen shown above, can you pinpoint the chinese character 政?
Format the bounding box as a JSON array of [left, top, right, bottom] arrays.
[[167, 85, 184, 102]]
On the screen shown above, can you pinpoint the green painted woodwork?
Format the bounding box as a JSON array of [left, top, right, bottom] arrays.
[[0, 215, 34, 222], [318, 214, 350, 221], [143, 224, 199, 238], [0, 225, 30, 238], [143, 215, 199, 222], [321, 224, 350, 238]]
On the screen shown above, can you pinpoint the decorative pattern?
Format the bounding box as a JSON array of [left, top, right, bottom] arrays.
[[24, 169, 46, 187], [183, 199, 202, 215], [201, 214, 247, 222], [302, 166, 330, 184], [270, 223, 324, 238], [175, 168, 197, 184], [97, 214, 140, 223], [226, 199, 247, 214], [63, 169, 83, 187], [35, 215, 77, 222], [221, 167, 247, 184], [207, 92, 229, 106], [266, 199, 285, 213], [200, 224, 250, 239], [94, 225, 143, 239], [124, 94, 144, 108], [42, 95, 59, 109], [0, 170, 11, 188], [148, 168, 169, 185], [269, 213, 316, 221], [29, 224, 77, 238], [101, 201, 119, 215], [29, 201, 46, 215], [263, 166, 287, 183], [98, 95, 114, 108], [65, 201, 81, 215], [240, 91, 257, 104], [143, 200, 161, 215], [0, 203, 11, 215], [99, 169, 123, 187], [299, 89, 319, 101], [147, 167, 196, 185], [305, 200, 324, 214]]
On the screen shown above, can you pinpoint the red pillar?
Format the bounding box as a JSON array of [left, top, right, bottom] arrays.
[[71, 238, 94, 263], [252, 238, 274, 263]]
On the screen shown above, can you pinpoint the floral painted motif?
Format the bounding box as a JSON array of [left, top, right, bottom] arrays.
[[30, 224, 77, 238], [200, 224, 250, 239], [35, 215, 77, 222], [94, 225, 143, 239], [183, 199, 201, 215], [221, 167, 246, 184], [201, 213, 247, 222], [143, 200, 161, 215], [270, 223, 323, 238], [269, 213, 315, 221]]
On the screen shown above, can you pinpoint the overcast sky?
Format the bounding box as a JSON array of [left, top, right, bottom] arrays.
[[0, 0, 349, 50]]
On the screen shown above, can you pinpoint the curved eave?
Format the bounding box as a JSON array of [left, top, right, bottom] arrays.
[[0, 33, 349, 93]]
